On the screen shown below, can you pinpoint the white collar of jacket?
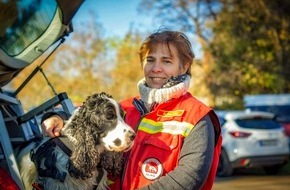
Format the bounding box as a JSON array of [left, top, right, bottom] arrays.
[[137, 75, 191, 109]]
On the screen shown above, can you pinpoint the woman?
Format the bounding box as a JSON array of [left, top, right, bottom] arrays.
[[42, 30, 222, 190]]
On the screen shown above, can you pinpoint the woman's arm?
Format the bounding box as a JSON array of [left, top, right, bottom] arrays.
[[139, 114, 215, 190]]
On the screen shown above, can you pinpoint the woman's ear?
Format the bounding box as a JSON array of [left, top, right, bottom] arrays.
[[181, 62, 190, 74]]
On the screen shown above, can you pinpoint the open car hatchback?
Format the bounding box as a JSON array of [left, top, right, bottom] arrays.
[[0, 0, 84, 189]]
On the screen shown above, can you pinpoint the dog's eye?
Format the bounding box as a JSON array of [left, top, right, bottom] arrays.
[[106, 106, 117, 120], [106, 111, 116, 120]]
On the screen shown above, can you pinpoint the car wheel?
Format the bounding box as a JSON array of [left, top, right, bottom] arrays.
[[216, 149, 233, 177], [263, 164, 284, 175]]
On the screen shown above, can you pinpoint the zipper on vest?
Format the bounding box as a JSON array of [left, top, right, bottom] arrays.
[[120, 101, 162, 189], [120, 111, 145, 190]]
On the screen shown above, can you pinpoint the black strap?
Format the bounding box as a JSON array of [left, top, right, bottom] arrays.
[[51, 137, 73, 156], [96, 167, 104, 185], [30, 137, 73, 182]]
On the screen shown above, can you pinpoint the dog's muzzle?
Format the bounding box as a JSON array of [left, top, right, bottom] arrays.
[[103, 121, 136, 152]]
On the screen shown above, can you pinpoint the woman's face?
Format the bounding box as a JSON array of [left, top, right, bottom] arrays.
[[143, 43, 188, 89]]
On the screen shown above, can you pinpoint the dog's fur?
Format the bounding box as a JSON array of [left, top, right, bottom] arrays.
[[17, 92, 135, 190]]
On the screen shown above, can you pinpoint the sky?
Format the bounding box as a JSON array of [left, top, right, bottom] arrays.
[[73, 0, 155, 37], [71, 0, 203, 58]]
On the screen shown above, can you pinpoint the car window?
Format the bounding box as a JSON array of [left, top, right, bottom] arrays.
[[218, 116, 226, 126], [235, 118, 281, 129], [0, 0, 57, 56], [247, 105, 290, 123], [276, 115, 290, 123]]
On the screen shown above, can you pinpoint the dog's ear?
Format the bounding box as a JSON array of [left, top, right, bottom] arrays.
[[69, 135, 101, 179], [73, 100, 100, 132], [78, 93, 114, 133], [67, 98, 103, 179]]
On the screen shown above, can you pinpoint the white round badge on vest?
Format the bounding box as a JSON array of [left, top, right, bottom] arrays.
[[141, 158, 163, 180]]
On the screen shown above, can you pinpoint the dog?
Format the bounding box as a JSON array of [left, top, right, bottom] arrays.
[[16, 92, 136, 190]]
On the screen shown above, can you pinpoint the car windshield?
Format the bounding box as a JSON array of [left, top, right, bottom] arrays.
[[0, 0, 57, 56], [235, 118, 281, 129]]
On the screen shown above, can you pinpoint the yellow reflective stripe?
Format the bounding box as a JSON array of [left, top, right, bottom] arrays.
[[139, 118, 163, 133], [139, 118, 194, 137], [107, 179, 114, 185]]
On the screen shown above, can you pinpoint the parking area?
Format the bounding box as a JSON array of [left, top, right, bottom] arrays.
[[213, 167, 290, 190]]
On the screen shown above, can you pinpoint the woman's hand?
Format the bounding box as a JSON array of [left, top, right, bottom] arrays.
[[41, 115, 64, 137]]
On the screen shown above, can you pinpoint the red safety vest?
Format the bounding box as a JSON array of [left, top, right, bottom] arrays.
[[109, 92, 222, 190]]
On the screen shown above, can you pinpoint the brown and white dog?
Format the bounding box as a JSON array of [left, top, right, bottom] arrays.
[[17, 92, 135, 190]]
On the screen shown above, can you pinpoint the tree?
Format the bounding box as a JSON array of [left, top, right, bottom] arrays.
[[108, 32, 144, 101], [209, 0, 290, 108], [50, 13, 110, 104]]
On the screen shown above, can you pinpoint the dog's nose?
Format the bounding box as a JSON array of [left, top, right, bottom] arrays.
[[129, 130, 136, 141]]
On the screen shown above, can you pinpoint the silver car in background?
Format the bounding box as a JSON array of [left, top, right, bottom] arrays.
[[216, 110, 289, 177]]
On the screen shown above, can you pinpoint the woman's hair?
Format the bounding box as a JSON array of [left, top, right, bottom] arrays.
[[139, 30, 195, 76]]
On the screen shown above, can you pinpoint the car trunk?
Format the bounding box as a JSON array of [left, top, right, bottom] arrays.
[[0, 0, 85, 188]]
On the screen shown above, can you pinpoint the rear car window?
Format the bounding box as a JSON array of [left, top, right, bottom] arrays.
[[218, 116, 226, 126], [235, 118, 281, 129], [0, 0, 57, 56]]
